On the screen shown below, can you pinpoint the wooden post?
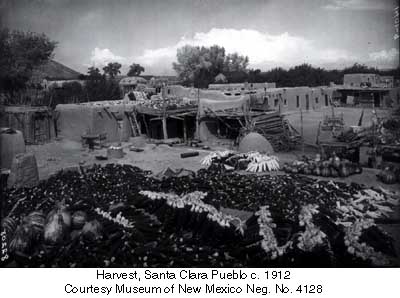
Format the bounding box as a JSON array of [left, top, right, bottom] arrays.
[[162, 84, 168, 140], [162, 116, 168, 140], [300, 107, 304, 154], [183, 116, 187, 143], [196, 88, 200, 140]]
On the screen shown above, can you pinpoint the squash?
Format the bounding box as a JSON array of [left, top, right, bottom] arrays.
[[1, 217, 17, 237], [47, 202, 71, 228], [332, 156, 341, 169], [378, 168, 397, 184], [23, 211, 45, 240], [313, 166, 321, 176], [44, 211, 67, 245], [330, 168, 339, 177], [9, 224, 33, 254], [339, 163, 350, 177], [72, 211, 87, 229], [303, 166, 312, 175], [82, 220, 102, 241], [321, 162, 331, 177]]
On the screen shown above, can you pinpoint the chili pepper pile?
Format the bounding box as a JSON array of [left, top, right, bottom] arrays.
[[1, 163, 398, 267]]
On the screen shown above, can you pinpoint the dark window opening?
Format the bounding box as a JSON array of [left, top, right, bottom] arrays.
[[315, 97, 319, 104], [296, 96, 300, 108]]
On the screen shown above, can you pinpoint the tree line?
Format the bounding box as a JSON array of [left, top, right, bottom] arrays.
[[173, 45, 400, 88]]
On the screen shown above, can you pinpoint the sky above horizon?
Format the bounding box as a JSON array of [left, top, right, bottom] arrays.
[[1, 0, 399, 75]]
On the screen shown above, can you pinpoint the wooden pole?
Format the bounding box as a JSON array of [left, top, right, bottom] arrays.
[[300, 107, 304, 154], [183, 116, 187, 143], [196, 88, 200, 140], [162, 117, 168, 140], [162, 84, 168, 140]]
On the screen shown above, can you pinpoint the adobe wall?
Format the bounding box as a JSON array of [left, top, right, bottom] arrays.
[[56, 104, 121, 143]]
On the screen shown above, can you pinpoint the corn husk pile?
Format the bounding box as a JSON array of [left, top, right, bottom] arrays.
[[201, 150, 280, 173]]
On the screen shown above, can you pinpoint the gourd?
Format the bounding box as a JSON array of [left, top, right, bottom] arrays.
[[44, 211, 67, 245], [23, 211, 45, 241], [330, 168, 339, 178], [313, 166, 321, 176], [9, 224, 33, 253], [303, 166, 312, 175], [332, 156, 341, 169], [82, 220, 102, 241], [1, 217, 17, 237], [72, 211, 87, 229], [321, 162, 331, 177], [378, 168, 397, 184], [339, 163, 350, 178], [47, 202, 71, 228]]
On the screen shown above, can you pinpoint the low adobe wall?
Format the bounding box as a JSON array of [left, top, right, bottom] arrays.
[[56, 104, 121, 143]]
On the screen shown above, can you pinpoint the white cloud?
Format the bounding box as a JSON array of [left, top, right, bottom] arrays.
[[89, 47, 126, 67], [368, 48, 399, 68], [323, 0, 392, 11], [135, 28, 356, 72], [369, 48, 399, 61]]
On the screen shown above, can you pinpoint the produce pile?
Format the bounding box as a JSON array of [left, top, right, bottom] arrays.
[[1, 163, 398, 267], [282, 154, 362, 178], [201, 151, 280, 173], [136, 97, 197, 111]]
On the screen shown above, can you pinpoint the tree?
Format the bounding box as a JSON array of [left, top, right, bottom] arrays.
[[173, 45, 249, 88], [0, 28, 57, 104], [87, 66, 102, 79], [343, 63, 377, 74], [84, 66, 121, 101], [127, 63, 145, 76], [102, 62, 121, 78]]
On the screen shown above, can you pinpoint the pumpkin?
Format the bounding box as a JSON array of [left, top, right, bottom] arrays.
[[47, 202, 71, 228], [321, 163, 331, 177], [332, 156, 341, 169], [339, 163, 350, 177], [72, 211, 87, 229], [313, 166, 321, 176], [303, 166, 312, 175], [82, 220, 102, 241], [44, 212, 67, 245], [378, 168, 397, 184], [330, 168, 339, 177], [1, 217, 18, 237], [23, 211, 45, 240], [9, 224, 33, 253]]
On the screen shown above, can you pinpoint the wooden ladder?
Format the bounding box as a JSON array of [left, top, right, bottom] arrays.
[[127, 111, 141, 137]]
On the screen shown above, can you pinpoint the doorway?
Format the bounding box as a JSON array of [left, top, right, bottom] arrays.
[[373, 93, 380, 107], [305, 94, 310, 110]]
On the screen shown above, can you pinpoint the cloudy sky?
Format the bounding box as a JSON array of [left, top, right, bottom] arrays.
[[1, 0, 399, 75]]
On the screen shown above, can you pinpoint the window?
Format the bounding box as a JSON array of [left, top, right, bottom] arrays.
[[284, 99, 287, 106], [274, 99, 279, 107], [296, 96, 300, 108], [315, 97, 319, 104], [167, 89, 171, 94], [325, 94, 328, 106], [264, 97, 269, 105]]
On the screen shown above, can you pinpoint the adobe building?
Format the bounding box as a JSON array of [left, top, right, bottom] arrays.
[[338, 73, 399, 108]]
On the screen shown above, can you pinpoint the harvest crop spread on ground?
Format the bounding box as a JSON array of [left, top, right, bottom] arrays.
[[1, 163, 398, 268]]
